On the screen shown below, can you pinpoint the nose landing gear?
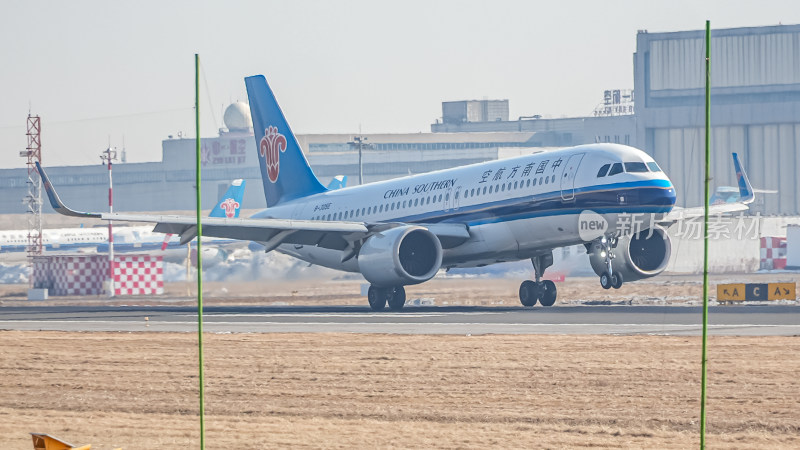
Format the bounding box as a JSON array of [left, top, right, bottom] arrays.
[[596, 235, 623, 290], [519, 252, 557, 307]]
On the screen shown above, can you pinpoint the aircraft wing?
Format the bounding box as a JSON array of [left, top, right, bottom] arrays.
[[659, 202, 749, 224], [36, 162, 469, 253], [658, 152, 755, 226]]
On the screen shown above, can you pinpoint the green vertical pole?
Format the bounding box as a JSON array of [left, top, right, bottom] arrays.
[[195, 53, 206, 450], [700, 20, 711, 450]]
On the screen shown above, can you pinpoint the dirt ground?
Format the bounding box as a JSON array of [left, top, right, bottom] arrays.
[[1, 275, 799, 448], [0, 331, 798, 449]]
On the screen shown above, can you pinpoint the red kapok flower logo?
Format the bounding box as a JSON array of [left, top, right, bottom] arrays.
[[220, 198, 240, 218], [260, 126, 288, 183]]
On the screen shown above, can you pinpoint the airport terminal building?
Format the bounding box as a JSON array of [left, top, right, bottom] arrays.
[[2, 23, 799, 216]]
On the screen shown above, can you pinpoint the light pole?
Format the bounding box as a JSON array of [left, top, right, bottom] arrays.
[[100, 147, 117, 297], [347, 135, 372, 185]]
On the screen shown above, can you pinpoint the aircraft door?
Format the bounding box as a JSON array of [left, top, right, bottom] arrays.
[[444, 188, 453, 211], [560, 153, 585, 201]]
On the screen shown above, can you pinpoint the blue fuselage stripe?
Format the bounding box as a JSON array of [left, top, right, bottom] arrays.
[[388, 180, 676, 226]]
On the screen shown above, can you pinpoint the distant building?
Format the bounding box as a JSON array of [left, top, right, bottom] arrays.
[[442, 100, 509, 124], [430, 94, 635, 149]]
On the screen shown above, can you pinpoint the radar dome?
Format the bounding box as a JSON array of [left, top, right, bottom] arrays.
[[223, 102, 252, 132]]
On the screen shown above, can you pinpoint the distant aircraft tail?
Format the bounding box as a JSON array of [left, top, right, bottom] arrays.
[[209, 179, 246, 218], [161, 179, 246, 250], [732, 153, 754, 204], [245, 75, 327, 207], [327, 175, 348, 190]]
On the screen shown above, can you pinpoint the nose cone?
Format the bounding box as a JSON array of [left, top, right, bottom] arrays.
[[659, 179, 677, 210]]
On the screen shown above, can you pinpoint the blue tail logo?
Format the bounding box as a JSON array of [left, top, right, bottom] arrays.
[[245, 75, 327, 206], [209, 179, 246, 218]]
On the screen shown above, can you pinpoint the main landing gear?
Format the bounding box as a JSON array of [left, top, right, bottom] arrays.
[[367, 285, 406, 311], [596, 235, 623, 290], [519, 252, 557, 307]]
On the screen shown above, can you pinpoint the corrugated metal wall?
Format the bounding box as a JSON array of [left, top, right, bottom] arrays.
[[651, 124, 800, 214], [650, 31, 800, 90]]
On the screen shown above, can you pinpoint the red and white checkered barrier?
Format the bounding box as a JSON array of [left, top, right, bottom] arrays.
[[32, 254, 163, 296], [113, 255, 164, 296], [760, 237, 787, 270]]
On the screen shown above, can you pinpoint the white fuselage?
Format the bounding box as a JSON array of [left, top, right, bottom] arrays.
[[252, 144, 677, 273]]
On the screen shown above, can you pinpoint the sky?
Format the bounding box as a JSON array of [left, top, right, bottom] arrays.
[[1, 0, 799, 168]]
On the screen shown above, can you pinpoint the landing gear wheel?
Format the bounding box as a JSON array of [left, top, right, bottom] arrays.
[[611, 272, 623, 289], [387, 286, 406, 311], [519, 280, 538, 307], [600, 272, 612, 290], [539, 280, 557, 306], [367, 286, 387, 311]]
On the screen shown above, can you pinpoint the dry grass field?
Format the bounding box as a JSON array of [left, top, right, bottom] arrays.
[[1, 331, 799, 449]]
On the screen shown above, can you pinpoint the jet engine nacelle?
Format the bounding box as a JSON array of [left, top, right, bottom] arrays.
[[589, 226, 672, 282], [358, 226, 443, 287]]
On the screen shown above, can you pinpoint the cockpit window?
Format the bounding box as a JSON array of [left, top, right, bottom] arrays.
[[608, 163, 623, 176], [624, 162, 648, 173], [597, 164, 610, 177], [647, 162, 661, 172]]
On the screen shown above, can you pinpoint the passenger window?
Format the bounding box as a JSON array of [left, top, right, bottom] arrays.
[[533, 178, 537, 186], [361, 208, 365, 216], [526, 179, 531, 187], [647, 162, 662, 172], [501, 184, 505, 192], [514, 181, 518, 189], [482, 186, 487, 195], [597, 164, 610, 177], [544, 177, 548, 185], [608, 163, 623, 176], [624, 162, 648, 173], [489, 185, 493, 193], [414, 198, 419, 206], [551, 175, 555, 183], [455, 191, 459, 199]]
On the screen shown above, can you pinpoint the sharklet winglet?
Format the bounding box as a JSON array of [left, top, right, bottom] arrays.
[[35, 162, 102, 218]]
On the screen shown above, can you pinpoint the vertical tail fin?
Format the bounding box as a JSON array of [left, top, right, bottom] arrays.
[[209, 179, 246, 218], [245, 75, 327, 207], [732, 153, 754, 204], [163, 179, 248, 249]]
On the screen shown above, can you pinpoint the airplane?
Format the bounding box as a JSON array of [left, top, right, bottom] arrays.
[[0, 180, 246, 262], [36, 74, 756, 311]]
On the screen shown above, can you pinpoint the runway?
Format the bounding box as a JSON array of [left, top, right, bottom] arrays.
[[1, 304, 798, 335]]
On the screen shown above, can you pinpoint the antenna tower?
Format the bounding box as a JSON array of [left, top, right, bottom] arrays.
[[22, 115, 43, 272]]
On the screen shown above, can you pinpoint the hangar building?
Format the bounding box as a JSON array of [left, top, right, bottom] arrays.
[[634, 24, 800, 214]]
